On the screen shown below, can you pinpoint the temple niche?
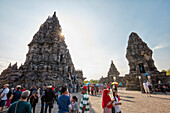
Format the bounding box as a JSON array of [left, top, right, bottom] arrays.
[[125, 32, 167, 91], [0, 12, 84, 87]]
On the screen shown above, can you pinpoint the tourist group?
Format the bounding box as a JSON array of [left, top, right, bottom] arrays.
[[0, 83, 90, 113]]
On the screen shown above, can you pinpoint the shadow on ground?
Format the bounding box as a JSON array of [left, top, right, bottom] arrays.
[[120, 98, 135, 102], [150, 96, 170, 100], [120, 95, 135, 99]]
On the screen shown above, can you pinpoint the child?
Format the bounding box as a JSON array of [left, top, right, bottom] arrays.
[[30, 91, 39, 113], [70, 96, 78, 113], [113, 91, 121, 113]]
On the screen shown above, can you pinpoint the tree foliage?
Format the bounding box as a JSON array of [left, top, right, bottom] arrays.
[[161, 70, 167, 72], [161, 69, 170, 76], [83, 79, 99, 85], [166, 69, 170, 75], [84, 80, 89, 85], [90, 79, 99, 84]]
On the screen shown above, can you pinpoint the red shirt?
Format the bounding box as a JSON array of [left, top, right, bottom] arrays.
[[91, 86, 93, 91]]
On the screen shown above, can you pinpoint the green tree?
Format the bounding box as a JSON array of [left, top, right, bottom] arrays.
[[166, 69, 170, 75], [84, 80, 89, 85], [161, 70, 167, 72], [90, 79, 99, 84]]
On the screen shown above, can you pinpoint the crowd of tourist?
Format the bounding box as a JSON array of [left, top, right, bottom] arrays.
[[86, 82, 119, 96], [0, 83, 90, 113], [143, 80, 170, 96], [1, 80, 169, 113]]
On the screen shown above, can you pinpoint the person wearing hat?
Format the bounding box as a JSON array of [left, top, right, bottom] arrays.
[[44, 85, 55, 113], [79, 86, 90, 113], [0, 84, 9, 112], [10, 85, 22, 103], [7, 90, 32, 113]]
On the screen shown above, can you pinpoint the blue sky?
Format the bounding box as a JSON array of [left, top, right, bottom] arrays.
[[0, 0, 170, 80]]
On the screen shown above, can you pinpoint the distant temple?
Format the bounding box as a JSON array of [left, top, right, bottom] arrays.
[[99, 60, 125, 84], [0, 12, 85, 88]]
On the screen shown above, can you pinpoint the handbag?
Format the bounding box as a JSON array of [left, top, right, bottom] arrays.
[[14, 101, 19, 113]]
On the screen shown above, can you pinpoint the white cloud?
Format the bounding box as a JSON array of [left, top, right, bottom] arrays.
[[152, 45, 167, 51]]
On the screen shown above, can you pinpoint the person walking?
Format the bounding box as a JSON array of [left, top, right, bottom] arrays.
[[79, 86, 90, 113], [108, 83, 111, 91], [119, 83, 122, 90], [40, 84, 46, 113], [143, 81, 151, 97], [93, 84, 97, 96], [30, 92, 38, 113], [113, 91, 121, 113], [146, 80, 152, 92], [102, 89, 114, 113], [6, 88, 13, 108], [91, 85, 94, 95], [7, 90, 32, 113], [87, 85, 90, 95], [44, 85, 55, 113], [0, 84, 9, 112], [76, 83, 79, 93], [10, 85, 22, 104], [57, 87, 71, 113]]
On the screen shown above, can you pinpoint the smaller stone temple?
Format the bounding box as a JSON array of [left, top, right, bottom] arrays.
[[125, 32, 167, 91], [99, 60, 123, 84], [107, 60, 120, 81]]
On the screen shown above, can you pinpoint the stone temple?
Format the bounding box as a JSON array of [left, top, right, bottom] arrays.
[[99, 60, 121, 83], [0, 12, 85, 88], [125, 32, 167, 91]]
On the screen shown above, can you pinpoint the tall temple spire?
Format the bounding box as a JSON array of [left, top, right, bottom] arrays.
[[126, 32, 158, 74], [0, 12, 79, 87]]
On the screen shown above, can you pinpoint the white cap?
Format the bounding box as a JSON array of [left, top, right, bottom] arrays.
[[4, 84, 9, 87], [47, 85, 52, 88], [16, 85, 21, 88]]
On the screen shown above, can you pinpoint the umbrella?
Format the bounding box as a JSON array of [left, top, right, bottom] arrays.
[[86, 83, 91, 86], [96, 84, 100, 86], [112, 82, 118, 85]]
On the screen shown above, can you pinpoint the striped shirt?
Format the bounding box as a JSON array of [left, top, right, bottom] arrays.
[[79, 93, 90, 113]]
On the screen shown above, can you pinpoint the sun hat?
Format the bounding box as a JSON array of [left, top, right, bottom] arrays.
[[4, 84, 9, 87], [16, 85, 21, 88]]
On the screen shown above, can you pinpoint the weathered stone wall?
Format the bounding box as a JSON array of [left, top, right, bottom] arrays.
[[0, 12, 84, 88], [125, 32, 167, 91]]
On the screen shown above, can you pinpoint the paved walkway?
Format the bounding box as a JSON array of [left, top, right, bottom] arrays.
[[2, 88, 170, 113], [89, 88, 170, 113]]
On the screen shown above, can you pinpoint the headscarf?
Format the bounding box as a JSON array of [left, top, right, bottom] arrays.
[[102, 89, 113, 109], [113, 91, 120, 101]]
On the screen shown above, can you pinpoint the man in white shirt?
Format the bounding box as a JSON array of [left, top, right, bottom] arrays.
[[0, 84, 9, 111], [146, 80, 152, 92], [143, 81, 151, 97]]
